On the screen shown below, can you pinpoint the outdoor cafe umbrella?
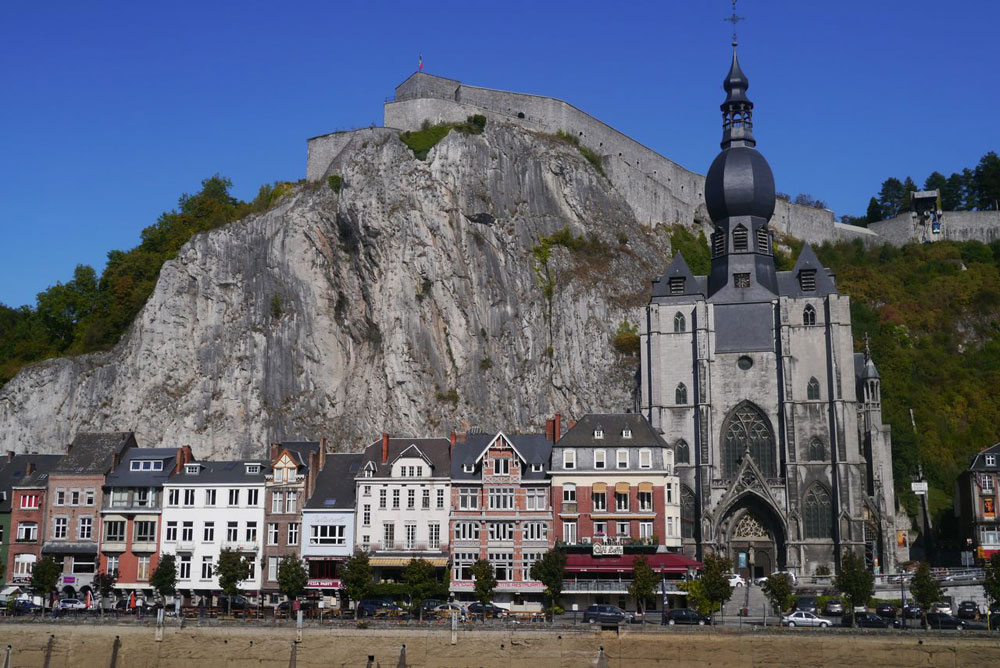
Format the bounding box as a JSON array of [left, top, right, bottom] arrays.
[[128, 591, 136, 610]]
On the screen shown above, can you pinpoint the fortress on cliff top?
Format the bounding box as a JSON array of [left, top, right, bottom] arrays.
[[306, 72, 1000, 248]]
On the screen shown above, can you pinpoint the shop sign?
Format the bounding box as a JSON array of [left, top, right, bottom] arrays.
[[911, 481, 928, 495], [307, 579, 341, 589], [984, 497, 996, 520], [592, 543, 624, 556]]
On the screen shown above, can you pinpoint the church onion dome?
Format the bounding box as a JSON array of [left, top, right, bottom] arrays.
[[704, 47, 776, 224]]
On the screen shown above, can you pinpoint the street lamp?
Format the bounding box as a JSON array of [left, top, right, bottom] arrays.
[[898, 568, 906, 630]]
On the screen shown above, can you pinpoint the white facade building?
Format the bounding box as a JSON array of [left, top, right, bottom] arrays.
[[160, 460, 267, 602]]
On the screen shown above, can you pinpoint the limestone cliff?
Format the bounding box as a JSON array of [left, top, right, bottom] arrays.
[[0, 121, 685, 458]]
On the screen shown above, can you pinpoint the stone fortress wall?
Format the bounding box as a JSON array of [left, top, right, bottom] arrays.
[[868, 209, 1000, 247], [306, 73, 997, 248]]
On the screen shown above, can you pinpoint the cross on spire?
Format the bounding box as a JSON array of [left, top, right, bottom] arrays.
[[724, 0, 744, 47]]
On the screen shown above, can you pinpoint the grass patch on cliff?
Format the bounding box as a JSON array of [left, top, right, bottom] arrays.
[[400, 115, 487, 160], [612, 321, 640, 357], [551, 130, 605, 176]]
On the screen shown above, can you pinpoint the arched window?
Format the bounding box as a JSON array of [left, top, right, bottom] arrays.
[[807, 377, 820, 401], [803, 485, 832, 539], [807, 437, 825, 461], [675, 439, 690, 464], [680, 486, 696, 539], [733, 224, 748, 251], [722, 403, 775, 478], [673, 312, 686, 333], [675, 383, 687, 405], [803, 304, 816, 326]]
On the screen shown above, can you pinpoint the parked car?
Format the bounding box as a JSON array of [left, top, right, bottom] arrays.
[[12, 599, 41, 614], [468, 602, 507, 618], [923, 613, 965, 630], [358, 598, 405, 617], [823, 599, 844, 616], [583, 604, 635, 625], [781, 611, 830, 628], [841, 612, 889, 628], [276, 599, 317, 614], [956, 601, 979, 620], [432, 603, 467, 619], [662, 607, 712, 626], [58, 598, 87, 611], [727, 574, 746, 587], [794, 596, 818, 615], [421, 599, 446, 614], [875, 603, 897, 619], [902, 604, 922, 619], [929, 602, 952, 615], [217, 595, 250, 611]]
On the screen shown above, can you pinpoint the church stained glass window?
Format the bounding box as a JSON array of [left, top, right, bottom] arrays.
[[674, 312, 686, 333], [722, 403, 775, 479], [803, 485, 832, 538], [807, 437, 825, 461], [675, 383, 687, 405], [680, 486, 695, 539], [675, 439, 690, 464], [807, 377, 820, 400], [803, 304, 816, 326]]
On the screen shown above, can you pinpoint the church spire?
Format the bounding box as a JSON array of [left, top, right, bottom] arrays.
[[720, 46, 755, 149]]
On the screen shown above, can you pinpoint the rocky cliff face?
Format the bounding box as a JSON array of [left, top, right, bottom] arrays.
[[0, 121, 680, 458]]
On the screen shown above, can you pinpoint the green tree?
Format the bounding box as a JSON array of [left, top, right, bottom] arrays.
[[31, 556, 60, 612], [677, 579, 712, 616], [972, 151, 1000, 211], [942, 171, 969, 210], [833, 550, 874, 626], [341, 551, 373, 618], [213, 548, 250, 615], [470, 559, 497, 616], [530, 550, 566, 618], [150, 554, 177, 603], [277, 555, 309, 604], [699, 553, 733, 617], [761, 573, 795, 613], [402, 558, 438, 621], [982, 553, 1000, 611], [909, 561, 943, 625], [878, 177, 906, 218], [923, 171, 948, 195], [628, 555, 658, 617], [865, 197, 883, 224], [899, 176, 919, 212]]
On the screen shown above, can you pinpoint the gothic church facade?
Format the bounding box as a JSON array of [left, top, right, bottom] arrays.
[[640, 45, 899, 576]]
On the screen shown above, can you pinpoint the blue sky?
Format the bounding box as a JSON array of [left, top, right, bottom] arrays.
[[1, 0, 997, 307]]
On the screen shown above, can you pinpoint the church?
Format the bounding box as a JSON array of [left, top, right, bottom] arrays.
[[640, 43, 902, 577]]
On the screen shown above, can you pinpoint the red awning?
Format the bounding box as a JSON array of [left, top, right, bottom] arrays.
[[564, 552, 702, 574]]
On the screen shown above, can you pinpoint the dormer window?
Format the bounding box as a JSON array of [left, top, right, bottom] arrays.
[[494, 459, 510, 475], [733, 224, 748, 251], [130, 460, 163, 472], [622, 429, 632, 439], [184, 464, 199, 475], [531, 463, 543, 472], [799, 269, 817, 292], [246, 464, 260, 475], [668, 277, 685, 295], [463, 464, 475, 473], [987, 455, 997, 467], [593, 428, 604, 440]]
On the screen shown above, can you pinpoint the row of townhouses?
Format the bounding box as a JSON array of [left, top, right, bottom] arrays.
[[1, 413, 702, 611]]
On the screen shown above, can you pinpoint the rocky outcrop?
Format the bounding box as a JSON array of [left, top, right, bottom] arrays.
[[0, 121, 686, 458]]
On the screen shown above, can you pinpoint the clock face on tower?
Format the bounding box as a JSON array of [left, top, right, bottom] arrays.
[[733, 273, 751, 288]]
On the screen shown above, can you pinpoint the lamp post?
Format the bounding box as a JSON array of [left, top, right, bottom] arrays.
[[899, 568, 906, 630]]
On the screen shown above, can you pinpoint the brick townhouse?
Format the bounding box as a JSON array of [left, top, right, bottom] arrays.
[[3, 455, 61, 597]]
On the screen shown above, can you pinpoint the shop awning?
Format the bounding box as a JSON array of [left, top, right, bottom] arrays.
[[591, 482, 607, 493], [369, 557, 448, 568], [564, 552, 702, 574], [1, 585, 23, 598], [42, 543, 97, 555], [614, 482, 630, 494], [638, 482, 654, 493]]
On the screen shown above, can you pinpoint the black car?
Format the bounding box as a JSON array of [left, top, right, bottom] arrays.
[[875, 603, 897, 619], [841, 612, 889, 628], [12, 600, 41, 614], [468, 602, 507, 618], [923, 613, 966, 630], [663, 607, 712, 626], [217, 595, 250, 611], [957, 601, 979, 620], [357, 598, 406, 618], [276, 599, 317, 614], [583, 604, 634, 625], [794, 596, 818, 615], [902, 604, 923, 619], [421, 599, 446, 614]]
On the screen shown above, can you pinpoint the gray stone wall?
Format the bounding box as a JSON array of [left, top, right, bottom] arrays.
[[306, 127, 398, 181], [868, 210, 1000, 247]]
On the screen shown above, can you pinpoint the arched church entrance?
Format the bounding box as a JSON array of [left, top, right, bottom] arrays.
[[719, 495, 786, 581]]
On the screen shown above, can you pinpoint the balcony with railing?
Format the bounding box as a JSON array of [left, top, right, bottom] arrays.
[[221, 539, 259, 552]]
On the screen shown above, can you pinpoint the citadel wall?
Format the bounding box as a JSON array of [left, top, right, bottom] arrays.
[[868, 210, 1000, 247]]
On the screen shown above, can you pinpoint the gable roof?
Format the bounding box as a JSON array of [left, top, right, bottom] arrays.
[[450, 432, 553, 481], [275, 442, 320, 471], [557, 414, 668, 449], [357, 437, 452, 478], [969, 443, 1000, 471], [0, 454, 62, 508], [165, 460, 268, 485], [53, 432, 137, 475], [305, 454, 363, 510], [651, 253, 708, 299]]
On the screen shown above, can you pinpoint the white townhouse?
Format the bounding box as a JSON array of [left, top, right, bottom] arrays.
[[355, 435, 452, 580], [300, 453, 361, 608], [160, 460, 267, 605]]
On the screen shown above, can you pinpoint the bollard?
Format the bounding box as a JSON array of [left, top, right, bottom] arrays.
[[289, 641, 297, 668], [451, 611, 458, 645], [397, 643, 406, 668], [296, 610, 303, 643], [109, 635, 121, 668], [3, 644, 11, 668], [43, 634, 54, 668], [155, 608, 164, 642]]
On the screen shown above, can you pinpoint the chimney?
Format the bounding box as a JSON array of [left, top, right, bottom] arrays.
[[175, 447, 184, 474], [26, 461, 35, 476], [569, 420, 577, 430], [545, 419, 554, 443], [319, 436, 327, 471], [6, 451, 14, 463], [307, 451, 318, 498], [183, 445, 194, 465], [270, 443, 279, 462], [381, 433, 389, 464], [449, 432, 456, 458], [554, 413, 562, 443], [65, 442, 73, 456]]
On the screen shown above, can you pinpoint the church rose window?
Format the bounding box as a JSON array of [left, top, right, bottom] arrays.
[[737, 356, 753, 370], [804, 485, 832, 538], [674, 312, 686, 333], [722, 403, 775, 479], [675, 439, 690, 464]]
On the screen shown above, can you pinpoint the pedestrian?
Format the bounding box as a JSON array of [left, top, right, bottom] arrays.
[[199, 595, 205, 618]]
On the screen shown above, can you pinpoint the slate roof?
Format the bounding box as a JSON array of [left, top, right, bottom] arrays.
[[557, 414, 668, 448], [0, 454, 62, 509], [276, 441, 320, 472], [104, 447, 182, 488], [651, 253, 708, 299], [450, 432, 553, 482], [53, 432, 137, 475], [357, 437, 452, 478], [968, 443, 1000, 471], [165, 460, 268, 485], [305, 453, 363, 510]]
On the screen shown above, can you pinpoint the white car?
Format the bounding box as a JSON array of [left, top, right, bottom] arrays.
[[58, 598, 86, 610], [728, 574, 746, 587], [781, 611, 830, 628]]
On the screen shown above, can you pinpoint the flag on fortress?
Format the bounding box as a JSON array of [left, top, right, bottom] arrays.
[[418, 54, 423, 71]]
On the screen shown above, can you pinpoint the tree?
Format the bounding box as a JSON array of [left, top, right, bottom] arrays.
[[31, 556, 60, 612], [878, 177, 906, 218], [972, 151, 1000, 211], [699, 553, 733, 616], [341, 551, 372, 618], [530, 550, 566, 618], [899, 177, 919, 212], [213, 548, 250, 615], [92, 568, 118, 616], [909, 561, 943, 625], [150, 554, 177, 603], [761, 573, 795, 613], [982, 553, 1000, 611], [923, 171, 948, 196], [402, 558, 438, 621], [277, 555, 309, 604], [866, 197, 883, 224], [628, 555, 658, 617], [471, 559, 497, 617], [833, 550, 874, 626], [943, 171, 970, 210]]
